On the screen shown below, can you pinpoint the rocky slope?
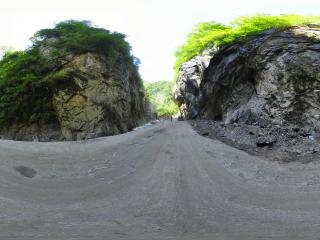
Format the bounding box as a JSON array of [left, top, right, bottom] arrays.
[[173, 25, 320, 161]]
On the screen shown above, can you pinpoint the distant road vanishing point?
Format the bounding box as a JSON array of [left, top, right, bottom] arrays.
[[1, 120, 320, 239]]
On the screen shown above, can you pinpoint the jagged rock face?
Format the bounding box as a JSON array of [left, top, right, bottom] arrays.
[[1, 52, 145, 141], [52, 53, 145, 140], [172, 55, 211, 119], [174, 26, 320, 129]]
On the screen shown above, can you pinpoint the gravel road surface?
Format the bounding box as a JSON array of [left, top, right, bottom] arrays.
[[1, 120, 320, 239]]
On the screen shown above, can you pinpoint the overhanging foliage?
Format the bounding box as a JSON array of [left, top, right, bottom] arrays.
[[175, 14, 320, 75]]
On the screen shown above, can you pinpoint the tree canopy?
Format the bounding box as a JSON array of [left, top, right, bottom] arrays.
[[174, 14, 320, 74], [144, 80, 178, 117]]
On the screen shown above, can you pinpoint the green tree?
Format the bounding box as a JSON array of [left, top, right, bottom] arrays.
[[0, 46, 16, 59], [145, 80, 179, 117], [175, 14, 320, 74]]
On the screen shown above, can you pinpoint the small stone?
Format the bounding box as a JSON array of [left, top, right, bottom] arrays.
[[288, 132, 298, 138], [256, 136, 276, 147], [292, 127, 300, 132], [308, 135, 315, 141], [201, 131, 210, 136]]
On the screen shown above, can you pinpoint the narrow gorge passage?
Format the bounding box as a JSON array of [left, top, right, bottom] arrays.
[[1, 121, 320, 239]]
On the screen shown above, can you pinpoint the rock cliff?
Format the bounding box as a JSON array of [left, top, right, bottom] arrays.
[[0, 21, 145, 141], [1, 52, 145, 141], [173, 26, 320, 130], [172, 55, 210, 119], [52, 52, 145, 140]]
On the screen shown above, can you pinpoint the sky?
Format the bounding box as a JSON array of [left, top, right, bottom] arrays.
[[1, 0, 320, 82]]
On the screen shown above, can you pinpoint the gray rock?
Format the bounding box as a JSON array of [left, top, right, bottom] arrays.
[[174, 26, 320, 131], [200, 130, 210, 136], [172, 49, 214, 119], [256, 135, 277, 147]]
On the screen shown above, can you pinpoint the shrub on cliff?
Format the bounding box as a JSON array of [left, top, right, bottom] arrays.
[[0, 20, 137, 126], [175, 14, 320, 74], [31, 20, 132, 63]]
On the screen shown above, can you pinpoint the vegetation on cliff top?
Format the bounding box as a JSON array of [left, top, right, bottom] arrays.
[[0, 20, 138, 126], [145, 81, 178, 117], [175, 14, 320, 74]]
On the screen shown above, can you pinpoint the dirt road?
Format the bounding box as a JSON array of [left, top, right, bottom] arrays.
[[1, 120, 320, 239]]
